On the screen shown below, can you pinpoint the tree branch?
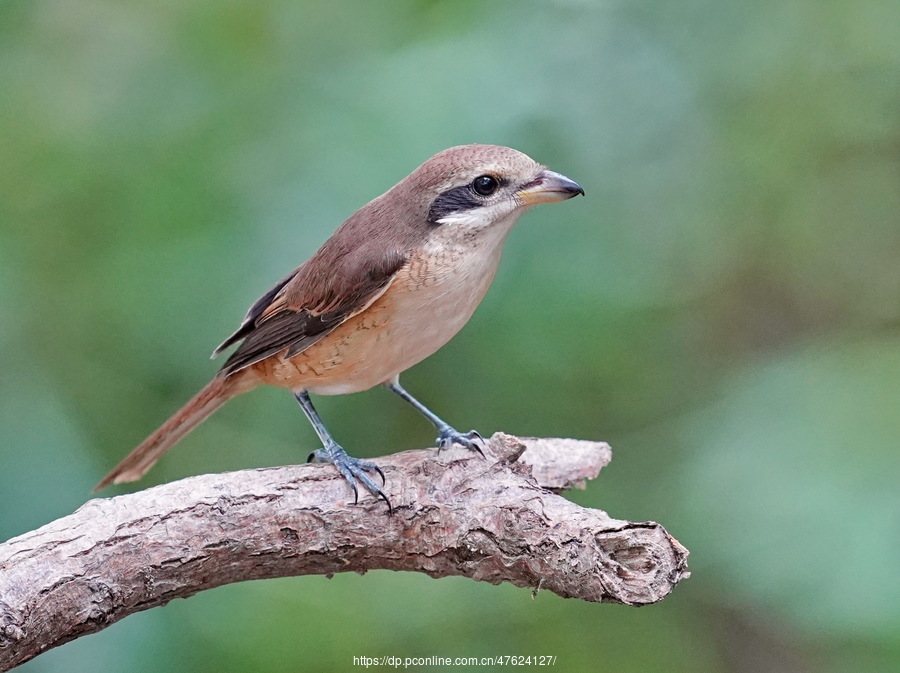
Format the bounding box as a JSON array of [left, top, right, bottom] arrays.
[[0, 433, 689, 670]]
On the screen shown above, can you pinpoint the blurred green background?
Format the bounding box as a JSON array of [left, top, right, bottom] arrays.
[[2, 0, 898, 671]]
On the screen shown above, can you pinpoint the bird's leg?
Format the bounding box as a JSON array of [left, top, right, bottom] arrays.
[[386, 379, 485, 456], [293, 391, 391, 513]]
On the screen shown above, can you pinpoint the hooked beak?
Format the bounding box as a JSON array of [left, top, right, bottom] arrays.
[[516, 169, 585, 205]]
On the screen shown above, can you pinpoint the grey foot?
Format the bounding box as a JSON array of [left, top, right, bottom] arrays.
[[308, 445, 392, 514], [436, 426, 485, 456]]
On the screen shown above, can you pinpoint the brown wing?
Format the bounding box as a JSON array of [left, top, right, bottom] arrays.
[[214, 249, 408, 376]]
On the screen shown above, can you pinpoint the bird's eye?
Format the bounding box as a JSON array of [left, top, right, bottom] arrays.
[[472, 175, 499, 197]]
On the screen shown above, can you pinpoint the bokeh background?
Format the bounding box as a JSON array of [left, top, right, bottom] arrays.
[[2, 1, 898, 671]]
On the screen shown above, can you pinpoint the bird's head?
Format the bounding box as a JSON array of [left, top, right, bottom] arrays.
[[398, 144, 583, 233]]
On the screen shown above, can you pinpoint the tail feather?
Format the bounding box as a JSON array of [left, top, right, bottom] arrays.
[[95, 376, 239, 491]]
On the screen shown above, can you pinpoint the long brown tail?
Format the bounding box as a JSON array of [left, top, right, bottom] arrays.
[[95, 375, 243, 491]]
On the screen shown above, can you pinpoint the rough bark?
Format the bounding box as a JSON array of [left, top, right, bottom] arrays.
[[0, 433, 689, 670]]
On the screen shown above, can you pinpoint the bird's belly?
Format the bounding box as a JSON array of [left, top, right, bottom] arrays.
[[255, 243, 503, 395]]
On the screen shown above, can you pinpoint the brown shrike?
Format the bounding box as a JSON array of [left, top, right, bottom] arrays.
[[97, 144, 583, 511]]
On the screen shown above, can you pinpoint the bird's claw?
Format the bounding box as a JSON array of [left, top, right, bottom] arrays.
[[308, 445, 391, 514], [436, 427, 485, 457]]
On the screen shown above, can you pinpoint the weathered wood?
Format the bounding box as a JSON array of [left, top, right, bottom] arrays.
[[0, 433, 688, 670]]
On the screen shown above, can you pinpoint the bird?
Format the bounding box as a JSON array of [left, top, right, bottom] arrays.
[[96, 144, 583, 511]]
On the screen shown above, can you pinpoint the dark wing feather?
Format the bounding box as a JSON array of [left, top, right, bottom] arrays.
[[215, 249, 408, 376], [211, 268, 297, 358], [220, 309, 340, 373]]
